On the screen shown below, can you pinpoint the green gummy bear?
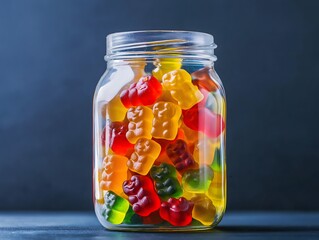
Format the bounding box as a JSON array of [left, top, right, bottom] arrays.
[[122, 206, 143, 224], [102, 191, 129, 224], [211, 148, 222, 172], [150, 163, 183, 200], [182, 166, 214, 193]]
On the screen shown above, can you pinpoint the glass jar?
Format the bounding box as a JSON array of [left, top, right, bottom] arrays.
[[93, 31, 226, 231]]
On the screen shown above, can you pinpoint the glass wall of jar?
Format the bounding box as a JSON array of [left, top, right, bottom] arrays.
[[93, 31, 226, 231]]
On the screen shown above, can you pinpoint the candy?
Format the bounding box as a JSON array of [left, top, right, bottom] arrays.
[[191, 195, 216, 226], [166, 139, 197, 173], [107, 95, 127, 121], [191, 67, 219, 92], [150, 163, 182, 200], [182, 166, 214, 193], [211, 148, 222, 172], [162, 69, 203, 109], [126, 106, 153, 144], [120, 75, 162, 108], [108, 122, 134, 155], [102, 191, 130, 224], [193, 139, 220, 165], [159, 197, 194, 226], [152, 58, 182, 81], [100, 155, 128, 195], [152, 102, 182, 140], [127, 138, 161, 175], [182, 104, 225, 138], [206, 171, 225, 212], [123, 175, 161, 216]]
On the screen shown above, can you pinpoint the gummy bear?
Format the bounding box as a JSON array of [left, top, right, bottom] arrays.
[[159, 197, 194, 226], [193, 139, 220, 165], [108, 122, 134, 155], [123, 175, 161, 216], [107, 95, 127, 122], [102, 191, 130, 224], [162, 69, 204, 109], [150, 163, 183, 200], [191, 67, 219, 92], [182, 104, 225, 138], [152, 101, 182, 140], [166, 139, 197, 173], [206, 170, 225, 213], [126, 106, 153, 144], [127, 138, 161, 175], [100, 155, 128, 195], [191, 195, 216, 226], [152, 58, 182, 81], [211, 147, 222, 172], [120, 75, 162, 108], [182, 165, 214, 193]]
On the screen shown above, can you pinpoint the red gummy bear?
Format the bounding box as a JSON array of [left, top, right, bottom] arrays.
[[160, 197, 194, 226], [166, 139, 197, 173], [109, 122, 134, 155], [191, 67, 219, 92], [182, 104, 225, 138], [123, 175, 161, 217], [120, 75, 162, 108]]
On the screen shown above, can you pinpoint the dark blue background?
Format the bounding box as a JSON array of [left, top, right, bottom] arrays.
[[0, 0, 318, 211]]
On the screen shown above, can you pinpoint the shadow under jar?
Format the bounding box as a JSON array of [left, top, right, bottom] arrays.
[[93, 30, 227, 231]]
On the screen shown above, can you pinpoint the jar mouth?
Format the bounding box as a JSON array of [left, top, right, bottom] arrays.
[[106, 30, 217, 61]]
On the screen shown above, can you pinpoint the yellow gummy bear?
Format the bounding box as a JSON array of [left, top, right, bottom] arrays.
[[152, 58, 182, 81], [152, 101, 182, 140], [206, 171, 226, 213], [100, 155, 128, 196], [107, 95, 127, 122], [192, 195, 216, 226], [162, 69, 204, 109], [127, 138, 161, 175], [193, 139, 221, 165], [126, 106, 153, 144]]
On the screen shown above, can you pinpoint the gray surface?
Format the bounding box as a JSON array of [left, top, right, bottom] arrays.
[[0, 212, 318, 239]]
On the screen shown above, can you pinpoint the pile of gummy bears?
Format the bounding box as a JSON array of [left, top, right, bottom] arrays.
[[96, 60, 226, 228]]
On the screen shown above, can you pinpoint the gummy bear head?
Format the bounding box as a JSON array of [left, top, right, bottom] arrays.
[[104, 191, 116, 208], [166, 139, 187, 155], [134, 138, 152, 154], [127, 106, 144, 121], [150, 163, 175, 181], [153, 102, 176, 120], [123, 175, 142, 195]]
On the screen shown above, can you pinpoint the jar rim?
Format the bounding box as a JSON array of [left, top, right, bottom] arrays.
[[106, 30, 217, 61]]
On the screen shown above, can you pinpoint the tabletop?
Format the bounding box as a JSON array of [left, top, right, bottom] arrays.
[[0, 212, 318, 239]]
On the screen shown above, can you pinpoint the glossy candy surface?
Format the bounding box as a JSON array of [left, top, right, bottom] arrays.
[[152, 58, 182, 81], [152, 101, 182, 140], [126, 106, 153, 144], [127, 138, 161, 175], [191, 195, 216, 226], [123, 175, 161, 217], [162, 69, 204, 109], [166, 139, 197, 173], [182, 166, 214, 193], [159, 197, 194, 226], [100, 155, 128, 195], [120, 75, 162, 108], [182, 104, 225, 138], [102, 191, 130, 224], [108, 122, 133, 155], [150, 163, 183, 200]]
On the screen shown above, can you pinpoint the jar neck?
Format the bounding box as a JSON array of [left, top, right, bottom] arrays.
[[107, 58, 214, 69], [105, 31, 217, 64]]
